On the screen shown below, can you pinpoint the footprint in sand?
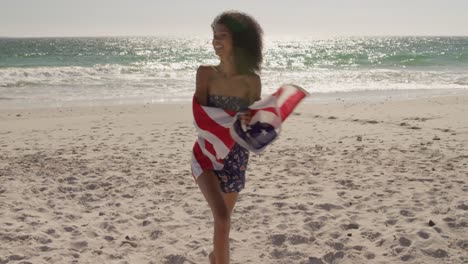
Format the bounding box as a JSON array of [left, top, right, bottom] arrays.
[[323, 251, 345, 263], [399, 209, 415, 217], [164, 254, 190, 264], [400, 254, 415, 262], [456, 240, 468, 250], [6, 255, 26, 262], [341, 223, 359, 230], [399, 237, 412, 247], [364, 252, 376, 260], [326, 241, 344, 251], [304, 220, 325, 232], [149, 230, 163, 240], [421, 248, 449, 258], [99, 222, 117, 232], [63, 226, 75, 232], [416, 230, 430, 239], [316, 203, 344, 211], [104, 235, 114, 242], [367, 120, 379, 124], [45, 228, 60, 239], [270, 234, 286, 246], [303, 256, 324, 264], [288, 234, 313, 245], [35, 235, 53, 244], [360, 229, 382, 242], [71, 241, 88, 251], [38, 245, 54, 252], [270, 248, 305, 260]]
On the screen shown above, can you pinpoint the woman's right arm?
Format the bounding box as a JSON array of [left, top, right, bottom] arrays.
[[194, 66, 210, 106]]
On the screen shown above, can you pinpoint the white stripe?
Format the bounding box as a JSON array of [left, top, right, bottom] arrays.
[[249, 95, 277, 110], [193, 121, 231, 159], [191, 141, 224, 179], [198, 137, 225, 170], [276, 84, 299, 109], [191, 151, 203, 178], [202, 105, 234, 128]]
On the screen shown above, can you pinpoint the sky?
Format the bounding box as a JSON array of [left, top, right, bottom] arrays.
[[1, 0, 468, 37]]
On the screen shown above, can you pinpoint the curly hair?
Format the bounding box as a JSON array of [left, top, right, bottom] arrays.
[[212, 11, 263, 74]]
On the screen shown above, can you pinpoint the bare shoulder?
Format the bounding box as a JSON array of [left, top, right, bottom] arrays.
[[244, 73, 261, 101], [196, 65, 216, 80], [246, 73, 261, 87], [195, 65, 218, 105]]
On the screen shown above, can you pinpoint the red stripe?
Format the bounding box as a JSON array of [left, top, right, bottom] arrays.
[[193, 97, 234, 146], [272, 86, 284, 97], [278, 90, 307, 121], [225, 109, 237, 117], [203, 140, 223, 162], [204, 140, 216, 157], [193, 141, 214, 171]]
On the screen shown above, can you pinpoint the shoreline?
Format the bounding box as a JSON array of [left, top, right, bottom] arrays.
[[1, 88, 468, 110]]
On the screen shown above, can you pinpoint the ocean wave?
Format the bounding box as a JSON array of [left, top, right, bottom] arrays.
[[0, 65, 195, 87], [1, 36, 467, 104], [1, 65, 467, 90], [1, 65, 467, 106], [261, 68, 468, 93]]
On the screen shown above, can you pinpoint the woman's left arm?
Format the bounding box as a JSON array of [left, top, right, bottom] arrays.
[[249, 74, 262, 102], [240, 75, 262, 125]]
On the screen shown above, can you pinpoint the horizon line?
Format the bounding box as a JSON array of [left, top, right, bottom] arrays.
[[1, 34, 468, 39]]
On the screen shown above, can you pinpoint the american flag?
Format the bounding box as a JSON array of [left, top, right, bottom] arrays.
[[191, 84, 308, 178]]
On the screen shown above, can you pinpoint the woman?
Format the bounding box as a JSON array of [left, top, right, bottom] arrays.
[[193, 11, 263, 264]]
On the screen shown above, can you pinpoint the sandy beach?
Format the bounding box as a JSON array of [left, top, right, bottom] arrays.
[[1, 93, 467, 264]]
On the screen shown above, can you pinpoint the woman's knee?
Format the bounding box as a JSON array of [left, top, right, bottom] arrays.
[[213, 206, 231, 230], [197, 170, 231, 228]]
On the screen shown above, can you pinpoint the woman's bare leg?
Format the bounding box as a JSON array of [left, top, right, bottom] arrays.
[[197, 171, 231, 264], [209, 191, 239, 264], [223, 192, 239, 215]]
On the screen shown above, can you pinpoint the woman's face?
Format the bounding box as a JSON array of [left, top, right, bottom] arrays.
[[212, 23, 233, 59]]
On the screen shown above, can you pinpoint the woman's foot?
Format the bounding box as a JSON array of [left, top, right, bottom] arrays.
[[209, 251, 216, 264]]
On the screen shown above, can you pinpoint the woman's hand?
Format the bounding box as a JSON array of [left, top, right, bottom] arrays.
[[239, 111, 252, 126]]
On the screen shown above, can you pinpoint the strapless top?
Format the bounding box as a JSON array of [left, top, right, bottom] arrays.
[[207, 95, 250, 112]]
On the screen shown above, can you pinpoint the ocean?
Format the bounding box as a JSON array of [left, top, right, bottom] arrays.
[[1, 36, 467, 107]]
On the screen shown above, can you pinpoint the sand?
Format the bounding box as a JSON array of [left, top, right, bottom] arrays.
[[1, 94, 467, 264]]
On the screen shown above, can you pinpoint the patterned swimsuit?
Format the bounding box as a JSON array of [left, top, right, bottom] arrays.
[[207, 95, 250, 193]]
